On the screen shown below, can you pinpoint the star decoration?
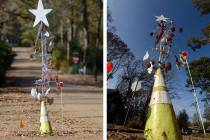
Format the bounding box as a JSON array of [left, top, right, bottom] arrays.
[[155, 14, 169, 23], [29, 0, 52, 27]]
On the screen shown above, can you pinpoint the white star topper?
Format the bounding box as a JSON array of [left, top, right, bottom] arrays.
[[155, 14, 169, 23], [29, 0, 52, 27]]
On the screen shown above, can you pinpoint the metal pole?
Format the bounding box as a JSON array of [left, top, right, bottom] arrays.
[[158, 45, 162, 64], [186, 60, 206, 137], [40, 23, 45, 96], [61, 87, 64, 132]]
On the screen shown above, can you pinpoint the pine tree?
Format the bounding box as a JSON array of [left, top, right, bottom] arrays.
[[188, 0, 210, 51], [177, 109, 190, 130]]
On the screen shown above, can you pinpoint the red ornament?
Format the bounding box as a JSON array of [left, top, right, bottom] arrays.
[[167, 37, 172, 43], [151, 60, 155, 65], [146, 63, 151, 68], [59, 82, 64, 88], [107, 61, 113, 73], [171, 27, 175, 32], [179, 27, 183, 33], [181, 51, 188, 57], [149, 32, 154, 36]]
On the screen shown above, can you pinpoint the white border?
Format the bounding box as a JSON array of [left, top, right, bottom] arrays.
[[103, 0, 107, 139]]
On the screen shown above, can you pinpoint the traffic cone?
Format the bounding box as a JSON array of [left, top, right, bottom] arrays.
[[144, 68, 182, 140], [40, 101, 52, 134], [19, 119, 24, 128]]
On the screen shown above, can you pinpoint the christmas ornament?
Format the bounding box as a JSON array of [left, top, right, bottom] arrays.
[[143, 51, 149, 61], [107, 60, 113, 73], [144, 14, 183, 73]]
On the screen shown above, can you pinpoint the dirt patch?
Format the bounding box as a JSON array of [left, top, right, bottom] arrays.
[[108, 131, 210, 140], [107, 125, 209, 140]]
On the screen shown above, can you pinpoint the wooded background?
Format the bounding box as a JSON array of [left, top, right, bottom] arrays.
[[0, 0, 103, 75]]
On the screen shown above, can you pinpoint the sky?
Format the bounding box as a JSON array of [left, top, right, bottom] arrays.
[[108, 0, 210, 120]]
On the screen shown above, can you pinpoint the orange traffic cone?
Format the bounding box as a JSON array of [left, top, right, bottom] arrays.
[[19, 119, 24, 128]]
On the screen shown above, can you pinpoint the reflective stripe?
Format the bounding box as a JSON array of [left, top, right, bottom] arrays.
[[150, 90, 171, 105], [154, 75, 165, 87], [40, 114, 48, 117], [41, 107, 47, 114], [41, 101, 47, 114], [40, 117, 48, 122], [154, 82, 165, 88], [153, 86, 168, 92], [40, 101, 49, 123], [150, 68, 171, 105]]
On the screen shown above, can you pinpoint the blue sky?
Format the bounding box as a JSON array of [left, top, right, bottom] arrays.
[[108, 0, 210, 120]]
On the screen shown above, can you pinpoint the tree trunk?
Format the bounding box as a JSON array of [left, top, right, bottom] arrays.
[[67, 19, 72, 61], [60, 21, 64, 45], [82, 0, 89, 65], [94, 0, 103, 81]]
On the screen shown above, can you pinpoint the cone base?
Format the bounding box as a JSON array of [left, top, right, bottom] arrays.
[[40, 122, 52, 134], [144, 104, 182, 140]]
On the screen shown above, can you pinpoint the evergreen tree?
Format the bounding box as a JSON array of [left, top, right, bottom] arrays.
[[177, 109, 190, 130], [188, 0, 210, 51]]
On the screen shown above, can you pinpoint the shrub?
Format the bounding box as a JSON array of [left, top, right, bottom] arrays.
[[52, 44, 68, 71], [0, 40, 15, 84]]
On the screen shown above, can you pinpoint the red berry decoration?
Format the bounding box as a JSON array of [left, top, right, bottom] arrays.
[[59, 82, 64, 88], [181, 51, 188, 57], [179, 27, 183, 33], [149, 32, 154, 36], [171, 27, 175, 32], [146, 63, 151, 69], [167, 37, 172, 42]]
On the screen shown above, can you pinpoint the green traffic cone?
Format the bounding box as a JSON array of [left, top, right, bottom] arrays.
[[144, 68, 182, 140], [40, 101, 52, 134]]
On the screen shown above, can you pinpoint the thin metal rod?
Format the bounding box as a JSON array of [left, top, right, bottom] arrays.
[[61, 87, 64, 132], [186, 60, 206, 137], [40, 23, 45, 96], [35, 23, 43, 51], [158, 45, 162, 64]]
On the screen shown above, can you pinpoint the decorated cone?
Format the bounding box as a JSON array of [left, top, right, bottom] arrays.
[[144, 68, 182, 140], [40, 101, 52, 134]]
